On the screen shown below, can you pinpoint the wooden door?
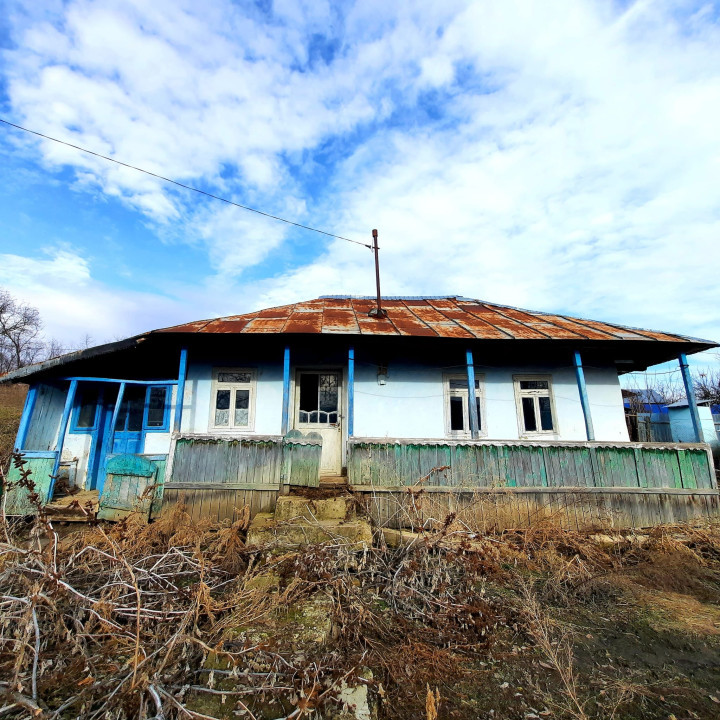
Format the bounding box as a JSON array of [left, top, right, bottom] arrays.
[[112, 385, 145, 455], [294, 370, 343, 475]]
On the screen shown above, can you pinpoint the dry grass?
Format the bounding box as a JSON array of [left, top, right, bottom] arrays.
[[2, 455, 720, 719]]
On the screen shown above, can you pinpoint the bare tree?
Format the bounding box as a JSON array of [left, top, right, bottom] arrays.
[[623, 374, 684, 409], [0, 290, 44, 373], [695, 356, 720, 405], [0, 289, 66, 374]]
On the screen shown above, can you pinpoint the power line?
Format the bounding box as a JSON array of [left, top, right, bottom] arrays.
[[0, 117, 373, 249]]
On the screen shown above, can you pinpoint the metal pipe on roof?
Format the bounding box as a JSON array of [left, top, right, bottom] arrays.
[[368, 229, 387, 318]]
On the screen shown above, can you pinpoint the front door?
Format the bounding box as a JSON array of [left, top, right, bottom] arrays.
[[112, 385, 146, 455], [294, 370, 343, 475]]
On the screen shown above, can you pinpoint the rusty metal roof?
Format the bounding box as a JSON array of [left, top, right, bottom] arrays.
[[152, 296, 717, 345]]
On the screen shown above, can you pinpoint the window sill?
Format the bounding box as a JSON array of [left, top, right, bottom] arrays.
[[207, 427, 256, 434], [519, 432, 559, 440]]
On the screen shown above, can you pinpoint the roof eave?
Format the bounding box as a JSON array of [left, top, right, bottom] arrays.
[[0, 335, 147, 384]]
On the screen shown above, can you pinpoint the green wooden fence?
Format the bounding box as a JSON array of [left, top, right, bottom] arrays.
[[347, 439, 716, 490], [348, 439, 719, 530], [161, 434, 322, 521]]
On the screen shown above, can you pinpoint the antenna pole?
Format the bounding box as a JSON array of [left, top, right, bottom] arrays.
[[369, 229, 386, 317]]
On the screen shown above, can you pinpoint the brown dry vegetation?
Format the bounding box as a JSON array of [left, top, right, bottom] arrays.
[[1, 457, 720, 720], [0, 383, 26, 471]]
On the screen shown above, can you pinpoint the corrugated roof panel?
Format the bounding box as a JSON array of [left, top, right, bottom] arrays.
[[283, 311, 324, 334], [383, 306, 438, 336], [147, 295, 717, 348], [407, 304, 454, 324], [436, 309, 511, 339], [427, 322, 475, 339], [356, 314, 399, 335], [469, 305, 549, 339], [532, 314, 616, 340], [202, 317, 254, 333], [322, 308, 360, 334], [243, 317, 288, 333]]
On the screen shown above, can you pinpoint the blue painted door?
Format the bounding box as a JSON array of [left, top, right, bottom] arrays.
[[87, 393, 115, 494], [112, 385, 146, 455]]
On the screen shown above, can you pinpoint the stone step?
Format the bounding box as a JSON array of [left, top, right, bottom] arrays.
[[319, 474, 348, 487], [246, 512, 372, 549], [275, 494, 355, 522]]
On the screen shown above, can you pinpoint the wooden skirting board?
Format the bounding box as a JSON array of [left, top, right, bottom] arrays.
[[350, 485, 720, 531]]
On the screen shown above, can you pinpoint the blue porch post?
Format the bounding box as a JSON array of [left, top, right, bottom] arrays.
[[573, 351, 595, 441], [14, 384, 38, 452], [466, 349, 480, 439], [49, 379, 78, 497], [281, 346, 291, 435], [109, 382, 126, 454], [174, 347, 188, 434], [348, 347, 355, 437], [678, 353, 704, 443]]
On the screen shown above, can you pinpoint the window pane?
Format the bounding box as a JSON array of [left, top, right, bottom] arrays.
[[215, 389, 230, 426], [76, 387, 99, 428], [450, 396, 465, 431], [117, 386, 145, 432], [539, 396, 554, 430], [318, 374, 338, 413], [146, 387, 167, 427], [234, 389, 250, 426], [475, 397, 482, 432], [449, 378, 480, 390], [522, 397, 537, 431], [520, 380, 549, 390], [299, 374, 319, 412], [218, 372, 252, 383]]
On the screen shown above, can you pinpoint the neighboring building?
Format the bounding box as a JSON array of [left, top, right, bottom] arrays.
[[2, 296, 718, 529]]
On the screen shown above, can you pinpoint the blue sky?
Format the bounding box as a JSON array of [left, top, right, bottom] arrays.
[[0, 0, 719, 380]]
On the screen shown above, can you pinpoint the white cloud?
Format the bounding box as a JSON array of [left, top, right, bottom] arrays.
[[0, 247, 191, 345], [1, 0, 720, 369]]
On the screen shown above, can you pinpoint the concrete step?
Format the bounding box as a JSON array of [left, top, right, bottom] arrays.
[[246, 512, 372, 549], [319, 474, 348, 488], [275, 494, 355, 522]]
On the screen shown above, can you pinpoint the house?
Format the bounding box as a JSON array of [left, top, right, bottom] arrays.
[[2, 295, 718, 530]]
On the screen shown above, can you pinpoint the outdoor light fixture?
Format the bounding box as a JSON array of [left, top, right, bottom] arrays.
[[377, 364, 388, 385]]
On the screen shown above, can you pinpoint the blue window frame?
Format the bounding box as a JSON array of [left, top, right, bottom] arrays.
[[115, 385, 171, 433], [70, 385, 103, 433], [143, 385, 171, 433], [71, 384, 171, 435]]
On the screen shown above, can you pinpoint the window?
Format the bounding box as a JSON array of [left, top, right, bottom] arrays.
[[71, 385, 102, 433], [297, 372, 339, 424], [115, 385, 171, 433], [211, 369, 255, 430], [514, 376, 556, 436], [444, 374, 484, 437]]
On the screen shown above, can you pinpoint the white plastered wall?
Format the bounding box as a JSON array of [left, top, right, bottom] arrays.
[[183, 362, 284, 436], [177, 357, 629, 442], [353, 362, 629, 442]]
